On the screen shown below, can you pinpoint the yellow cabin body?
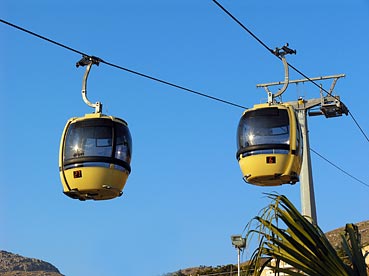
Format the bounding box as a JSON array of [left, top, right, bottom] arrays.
[[236, 103, 302, 186], [59, 113, 132, 200]]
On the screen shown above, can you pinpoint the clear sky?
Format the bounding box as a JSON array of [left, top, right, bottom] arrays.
[[1, 1, 368, 275]]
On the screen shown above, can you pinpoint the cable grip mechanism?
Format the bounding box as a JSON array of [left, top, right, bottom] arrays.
[[76, 55, 103, 113]]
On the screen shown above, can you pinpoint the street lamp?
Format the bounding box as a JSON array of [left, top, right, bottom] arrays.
[[231, 235, 246, 276]]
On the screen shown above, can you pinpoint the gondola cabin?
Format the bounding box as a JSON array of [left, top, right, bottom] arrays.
[[236, 103, 302, 186], [59, 113, 132, 200]]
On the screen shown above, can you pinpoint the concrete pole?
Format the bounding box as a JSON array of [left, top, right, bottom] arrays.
[[297, 108, 318, 224]]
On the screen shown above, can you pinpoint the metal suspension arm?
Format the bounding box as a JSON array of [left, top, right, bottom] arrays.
[[264, 44, 296, 103], [76, 56, 103, 113], [273, 55, 289, 98]]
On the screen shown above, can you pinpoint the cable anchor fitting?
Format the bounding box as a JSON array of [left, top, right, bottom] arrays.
[[273, 43, 296, 57], [76, 55, 102, 68]]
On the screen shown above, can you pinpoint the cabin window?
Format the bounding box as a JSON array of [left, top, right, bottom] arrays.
[[237, 107, 290, 155]]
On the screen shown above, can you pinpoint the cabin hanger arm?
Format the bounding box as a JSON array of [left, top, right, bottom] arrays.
[[76, 55, 103, 113]]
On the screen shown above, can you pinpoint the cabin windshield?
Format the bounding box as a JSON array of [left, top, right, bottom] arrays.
[[64, 119, 132, 165], [237, 107, 290, 151]]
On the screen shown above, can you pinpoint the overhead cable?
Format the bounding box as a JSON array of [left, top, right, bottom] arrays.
[[311, 148, 369, 188], [0, 18, 246, 110]]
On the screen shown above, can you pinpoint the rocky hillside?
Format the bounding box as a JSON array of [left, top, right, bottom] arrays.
[[0, 251, 63, 276]]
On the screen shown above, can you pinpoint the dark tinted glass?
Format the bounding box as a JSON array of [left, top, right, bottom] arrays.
[[64, 119, 113, 160], [237, 107, 290, 149], [114, 123, 132, 164]]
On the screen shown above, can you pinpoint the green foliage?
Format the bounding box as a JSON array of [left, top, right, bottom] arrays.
[[341, 224, 368, 276], [244, 193, 368, 276]]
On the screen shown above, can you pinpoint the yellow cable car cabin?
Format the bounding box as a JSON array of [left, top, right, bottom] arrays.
[[236, 103, 302, 186], [59, 113, 132, 200]]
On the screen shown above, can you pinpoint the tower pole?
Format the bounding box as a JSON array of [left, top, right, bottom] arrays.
[[297, 108, 317, 224]]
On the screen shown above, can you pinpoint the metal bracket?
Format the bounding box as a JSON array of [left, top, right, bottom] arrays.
[[307, 78, 349, 118], [318, 94, 348, 118]]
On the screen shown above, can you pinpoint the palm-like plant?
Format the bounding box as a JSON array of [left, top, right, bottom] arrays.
[[244, 193, 368, 276]]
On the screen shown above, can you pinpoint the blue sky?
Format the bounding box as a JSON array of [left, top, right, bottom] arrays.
[[1, 1, 368, 275]]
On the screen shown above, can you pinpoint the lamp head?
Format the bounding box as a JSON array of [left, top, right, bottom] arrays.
[[231, 235, 246, 249]]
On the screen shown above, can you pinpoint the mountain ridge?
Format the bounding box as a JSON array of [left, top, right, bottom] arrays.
[[0, 250, 63, 276]]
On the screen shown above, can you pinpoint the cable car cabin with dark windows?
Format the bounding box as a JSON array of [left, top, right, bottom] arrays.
[[59, 113, 132, 200], [236, 103, 302, 186]]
